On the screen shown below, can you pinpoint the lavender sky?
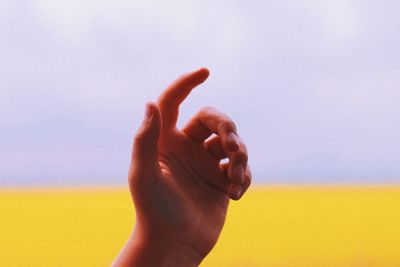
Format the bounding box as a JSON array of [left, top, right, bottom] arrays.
[[1, 0, 400, 186]]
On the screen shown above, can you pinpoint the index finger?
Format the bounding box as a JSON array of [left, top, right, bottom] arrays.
[[157, 68, 210, 130]]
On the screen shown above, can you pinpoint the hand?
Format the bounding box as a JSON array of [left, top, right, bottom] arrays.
[[113, 68, 251, 267]]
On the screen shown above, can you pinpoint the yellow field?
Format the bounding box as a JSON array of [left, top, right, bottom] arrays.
[[1, 186, 400, 266]]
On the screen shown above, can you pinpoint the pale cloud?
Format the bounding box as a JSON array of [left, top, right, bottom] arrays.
[[304, 0, 361, 45]]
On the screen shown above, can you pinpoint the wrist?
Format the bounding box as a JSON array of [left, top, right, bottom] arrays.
[[113, 226, 204, 267]]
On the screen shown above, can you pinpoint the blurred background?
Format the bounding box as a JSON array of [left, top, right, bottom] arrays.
[[1, 0, 400, 187], [2, 1, 400, 266]]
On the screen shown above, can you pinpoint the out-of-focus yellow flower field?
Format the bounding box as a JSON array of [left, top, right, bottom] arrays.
[[1, 186, 400, 266]]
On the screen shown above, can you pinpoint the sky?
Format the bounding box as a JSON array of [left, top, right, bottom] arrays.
[[1, 0, 400, 186]]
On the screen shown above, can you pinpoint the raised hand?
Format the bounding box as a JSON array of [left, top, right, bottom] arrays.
[[113, 68, 251, 267]]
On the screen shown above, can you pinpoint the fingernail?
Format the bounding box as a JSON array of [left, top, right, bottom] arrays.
[[227, 132, 239, 151], [233, 165, 244, 184], [144, 103, 153, 121], [230, 183, 242, 200], [235, 187, 242, 199]]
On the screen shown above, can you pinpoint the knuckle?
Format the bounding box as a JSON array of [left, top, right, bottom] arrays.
[[247, 172, 252, 183], [218, 119, 237, 133], [133, 132, 145, 146], [198, 106, 238, 131], [133, 133, 147, 152], [246, 165, 252, 176], [240, 142, 248, 153], [245, 167, 252, 185], [199, 106, 217, 116], [134, 124, 151, 143], [236, 150, 248, 163], [237, 136, 248, 152]]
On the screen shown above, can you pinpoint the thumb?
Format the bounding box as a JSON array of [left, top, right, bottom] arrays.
[[130, 102, 162, 185]]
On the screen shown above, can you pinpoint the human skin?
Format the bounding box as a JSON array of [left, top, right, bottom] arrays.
[[112, 68, 251, 267]]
